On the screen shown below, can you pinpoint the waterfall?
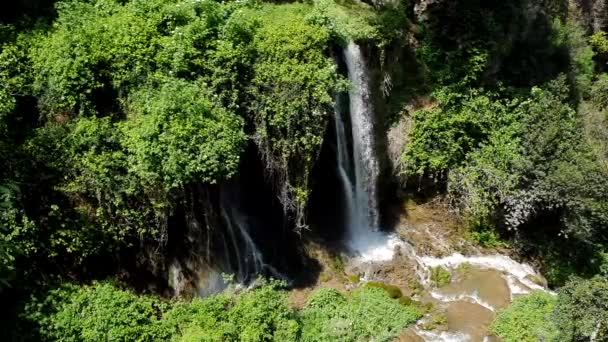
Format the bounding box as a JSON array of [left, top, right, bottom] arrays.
[[344, 42, 380, 232], [219, 185, 286, 283], [338, 42, 379, 234], [220, 188, 265, 283], [336, 41, 391, 259]]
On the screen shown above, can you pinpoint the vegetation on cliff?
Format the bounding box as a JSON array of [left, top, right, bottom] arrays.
[[2, 0, 608, 340]]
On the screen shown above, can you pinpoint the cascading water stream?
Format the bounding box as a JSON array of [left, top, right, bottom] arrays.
[[219, 186, 286, 283], [343, 41, 380, 233], [220, 188, 265, 283], [336, 41, 396, 262]]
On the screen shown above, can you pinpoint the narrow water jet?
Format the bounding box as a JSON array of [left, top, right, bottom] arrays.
[[219, 187, 268, 283]]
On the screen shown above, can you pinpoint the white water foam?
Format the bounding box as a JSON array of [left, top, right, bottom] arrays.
[[352, 233, 402, 263], [419, 253, 546, 293], [428, 290, 496, 312], [505, 274, 533, 299], [415, 330, 472, 342]]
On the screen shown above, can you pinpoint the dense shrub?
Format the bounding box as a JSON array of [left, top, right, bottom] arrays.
[[164, 281, 299, 342], [299, 286, 422, 342], [23, 282, 170, 341], [20, 281, 422, 342], [123, 78, 246, 190], [490, 291, 558, 342]]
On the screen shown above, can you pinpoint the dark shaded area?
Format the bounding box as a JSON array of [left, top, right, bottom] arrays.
[[307, 46, 352, 247], [307, 100, 349, 244], [418, 0, 571, 88], [495, 15, 571, 87], [150, 141, 322, 295], [235, 142, 319, 286], [0, 0, 57, 25]]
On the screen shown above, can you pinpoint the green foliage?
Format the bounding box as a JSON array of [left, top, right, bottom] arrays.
[[551, 19, 595, 93], [443, 77, 608, 242], [244, 3, 340, 226], [590, 74, 608, 110], [403, 89, 517, 175], [20, 281, 421, 342], [590, 31, 608, 54], [466, 228, 507, 248], [30, 0, 162, 117], [420, 312, 448, 331], [307, 0, 377, 43], [22, 280, 299, 342], [227, 282, 299, 341], [429, 266, 451, 287], [300, 286, 421, 342], [552, 277, 608, 341], [123, 78, 245, 190], [0, 34, 31, 122], [490, 291, 558, 342], [0, 0, 350, 284], [164, 280, 298, 342], [23, 282, 170, 342], [539, 240, 608, 286], [0, 184, 21, 289]]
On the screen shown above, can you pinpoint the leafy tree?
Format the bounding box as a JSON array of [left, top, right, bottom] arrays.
[[553, 277, 608, 341], [123, 78, 245, 190], [402, 88, 517, 177], [446, 77, 608, 242], [30, 0, 162, 118]]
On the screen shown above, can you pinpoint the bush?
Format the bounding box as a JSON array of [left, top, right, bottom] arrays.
[[122, 78, 246, 190], [466, 229, 507, 248], [23, 280, 300, 342], [23, 282, 170, 342], [300, 286, 421, 342], [227, 282, 299, 341], [590, 74, 608, 110], [164, 280, 298, 342], [490, 291, 558, 342]]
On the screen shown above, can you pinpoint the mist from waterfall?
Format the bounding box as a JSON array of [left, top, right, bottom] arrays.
[[336, 42, 393, 261]]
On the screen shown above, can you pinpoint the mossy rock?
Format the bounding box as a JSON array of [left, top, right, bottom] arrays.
[[421, 312, 448, 331], [408, 280, 424, 296], [364, 281, 403, 299], [347, 274, 361, 284], [398, 296, 413, 306]]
